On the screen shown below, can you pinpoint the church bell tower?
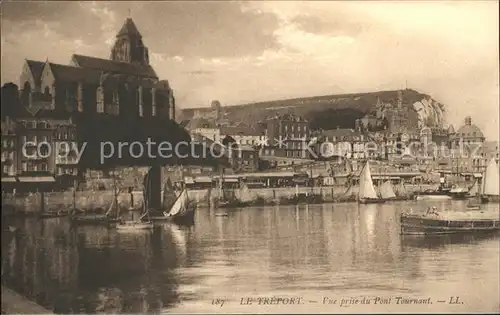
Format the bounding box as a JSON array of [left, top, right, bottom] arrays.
[[110, 17, 150, 65]]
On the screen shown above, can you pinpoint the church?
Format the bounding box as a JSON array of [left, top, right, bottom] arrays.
[[18, 17, 175, 120], [1, 17, 228, 193]]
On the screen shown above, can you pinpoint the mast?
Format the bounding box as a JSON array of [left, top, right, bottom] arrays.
[[310, 163, 314, 193], [113, 169, 119, 220]]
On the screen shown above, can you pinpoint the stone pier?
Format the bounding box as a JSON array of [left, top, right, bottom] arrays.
[[1, 285, 53, 314]]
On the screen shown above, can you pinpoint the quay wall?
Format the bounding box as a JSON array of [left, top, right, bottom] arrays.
[[1, 285, 53, 314], [2, 184, 437, 215]]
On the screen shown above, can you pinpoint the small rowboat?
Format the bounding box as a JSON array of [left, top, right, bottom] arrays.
[[116, 220, 153, 231]]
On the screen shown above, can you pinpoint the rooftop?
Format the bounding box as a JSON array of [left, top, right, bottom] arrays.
[[116, 18, 142, 38], [71, 54, 158, 79]]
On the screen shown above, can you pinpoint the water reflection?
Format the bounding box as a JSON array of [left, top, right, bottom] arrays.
[[1, 200, 499, 314], [1, 218, 188, 313]]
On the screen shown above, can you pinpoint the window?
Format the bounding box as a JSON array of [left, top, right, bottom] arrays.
[[139, 103, 144, 117], [40, 163, 48, 171]]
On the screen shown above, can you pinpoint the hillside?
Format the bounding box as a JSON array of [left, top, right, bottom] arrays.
[[179, 89, 446, 130]]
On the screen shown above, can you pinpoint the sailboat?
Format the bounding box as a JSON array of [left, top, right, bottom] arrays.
[[159, 189, 196, 225], [238, 181, 255, 206], [358, 161, 385, 204], [464, 179, 482, 210], [141, 172, 196, 225], [116, 170, 153, 231], [70, 197, 120, 225], [481, 158, 500, 203], [216, 171, 241, 208], [70, 178, 120, 225], [116, 209, 154, 231], [379, 180, 397, 201]]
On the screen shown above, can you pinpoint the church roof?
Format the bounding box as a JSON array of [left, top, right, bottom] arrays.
[[72, 54, 158, 79], [26, 60, 45, 85], [48, 63, 102, 84], [117, 18, 142, 38]]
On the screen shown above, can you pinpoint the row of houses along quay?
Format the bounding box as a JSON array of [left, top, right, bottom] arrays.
[[1, 16, 499, 197]]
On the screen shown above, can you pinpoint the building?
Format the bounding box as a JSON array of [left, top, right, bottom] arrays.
[[15, 108, 77, 186], [219, 125, 265, 147], [471, 141, 500, 174], [315, 127, 379, 160], [53, 118, 79, 186], [3, 17, 193, 190], [383, 90, 419, 134], [450, 116, 485, 147], [228, 144, 260, 173], [187, 118, 221, 142], [19, 17, 175, 121], [1, 117, 17, 180], [258, 113, 310, 159]]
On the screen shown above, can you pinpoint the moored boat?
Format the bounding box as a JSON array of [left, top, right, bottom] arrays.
[[400, 208, 500, 235], [480, 158, 500, 204], [358, 161, 385, 204], [39, 210, 69, 219], [70, 194, 119, 225], [379, 180, 397, 202], [449, 186, 470, 200], [414, 187, 452, 200], [146, 189, 196, 225], [116, 220, 153, 231]]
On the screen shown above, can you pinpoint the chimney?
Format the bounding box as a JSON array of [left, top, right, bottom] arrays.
[[465, 116, 472, 126]]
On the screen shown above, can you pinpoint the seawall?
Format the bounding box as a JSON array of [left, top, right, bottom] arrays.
[[1, 184, 437, 215], [1, 285, 53, 314]]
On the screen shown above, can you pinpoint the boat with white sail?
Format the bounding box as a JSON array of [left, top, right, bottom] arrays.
[[358, 161, 385, 204], [400, 207, 500, 235], [481, 158, 500, 203], [145, 189, 196, 225]]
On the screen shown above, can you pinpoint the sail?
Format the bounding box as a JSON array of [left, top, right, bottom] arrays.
[[483, 159, 500, 196], [168, 189, 188, 216], [380, 180, 397, 199], [395, 181, 407, 197], [359, 161, 378, 199], [162, 177, 177, 209], [239, 181, 254, 203]]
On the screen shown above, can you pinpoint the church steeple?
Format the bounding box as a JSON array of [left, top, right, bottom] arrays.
[[110, 17, 150, 65]]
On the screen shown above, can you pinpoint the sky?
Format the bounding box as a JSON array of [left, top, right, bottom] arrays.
[[1, 1, 499, 140]]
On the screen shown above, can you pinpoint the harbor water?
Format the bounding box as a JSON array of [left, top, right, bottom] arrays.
[[1, 200, 499, 313]]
